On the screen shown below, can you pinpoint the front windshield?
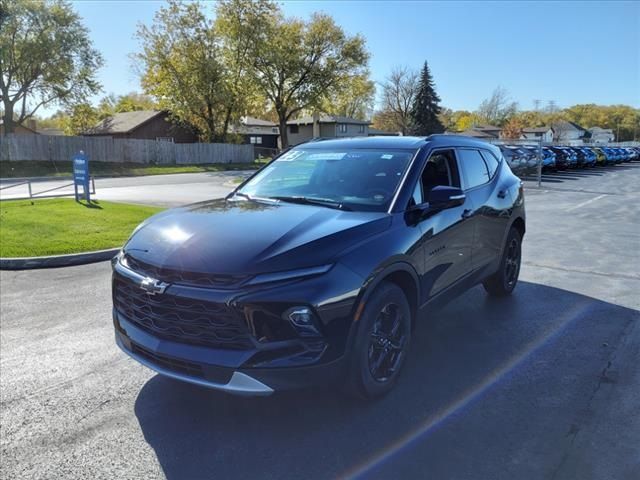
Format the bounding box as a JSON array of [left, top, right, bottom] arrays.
[[236, 148, 416, 212]]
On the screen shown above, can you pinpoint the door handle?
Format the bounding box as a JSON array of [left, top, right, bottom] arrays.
[[461, 209, 472, 219], [497, 190, 506, 199]]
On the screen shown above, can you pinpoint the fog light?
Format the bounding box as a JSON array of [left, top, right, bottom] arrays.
[[285, 307, 321, 337]]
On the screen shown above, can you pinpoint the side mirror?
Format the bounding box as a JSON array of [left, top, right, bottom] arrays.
[[427, 185, 466, 209]]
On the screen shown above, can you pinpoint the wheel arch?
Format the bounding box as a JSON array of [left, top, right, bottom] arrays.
[[354, 262, 420, 331], [511, 216, 525, 238]]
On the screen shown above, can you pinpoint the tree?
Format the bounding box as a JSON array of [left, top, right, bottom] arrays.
[[371, 108, 400, 133], [410, 61, 444, 135], [477, 87, 517, 126], [214, 0, 275, 137], [0, 0, 103, 134], [321, 73, 375, 120], [379, 66, 419, 135], [501, 117, 523, 139], [135, 1, 229, 142], [455, 112, 482, 132], [113, 92, 157, 113], [62, 103, 98, 135], [251, 11, 369, 147]]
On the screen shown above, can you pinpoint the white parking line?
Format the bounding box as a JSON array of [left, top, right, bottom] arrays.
[[566, 194, 607, 212]]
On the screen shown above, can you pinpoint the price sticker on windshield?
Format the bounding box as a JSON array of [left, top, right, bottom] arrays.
[[277, 150, 305, 162], [307, 152, 346, 160]]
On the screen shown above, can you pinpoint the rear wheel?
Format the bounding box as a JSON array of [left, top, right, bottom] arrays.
[[483, 227, 522, 297], [346, 282, 411, 399]]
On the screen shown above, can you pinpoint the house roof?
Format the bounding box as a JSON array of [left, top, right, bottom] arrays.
[[241, 116, 276, 127], [37, 127, 65, 136], [588, 127, 614, 134], [552, 120, 587, 132], [85, 110, 164, 135], [473, 124, 501, 132], [522, 127, 552, 133], [287, 114, 371, 126], [461, 128, 498, 139]]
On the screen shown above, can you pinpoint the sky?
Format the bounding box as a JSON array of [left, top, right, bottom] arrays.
[[50, 0, 640, 116]]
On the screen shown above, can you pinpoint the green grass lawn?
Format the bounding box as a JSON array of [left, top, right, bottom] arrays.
[[0, 159, 269, 179], [0, 198, 163, 257]]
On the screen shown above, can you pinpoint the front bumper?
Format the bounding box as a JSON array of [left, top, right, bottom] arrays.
[[116, 332, 274, 396], [112, 259, 362, 394]]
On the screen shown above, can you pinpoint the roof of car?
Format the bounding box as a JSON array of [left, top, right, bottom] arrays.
[[296, 134, 501, 152]]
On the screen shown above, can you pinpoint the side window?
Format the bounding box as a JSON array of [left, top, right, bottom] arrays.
[[458, 149, 490, 189], [409, 149, 461, 206], [480, 150, 499, 179]]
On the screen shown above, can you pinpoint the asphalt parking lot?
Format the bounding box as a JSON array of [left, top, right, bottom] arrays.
[[1, 162, 639, 479]]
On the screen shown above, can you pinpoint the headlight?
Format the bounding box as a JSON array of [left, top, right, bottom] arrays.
[[111, 250, 124, 269], [284, 306, 321, 337], [246, 264, 332, 286]]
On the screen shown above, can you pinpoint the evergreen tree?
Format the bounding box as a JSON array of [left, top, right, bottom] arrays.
[[410, 61, 444, 135]]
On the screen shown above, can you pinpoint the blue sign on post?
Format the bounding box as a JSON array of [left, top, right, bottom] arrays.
[[73, 151, 90, 202]]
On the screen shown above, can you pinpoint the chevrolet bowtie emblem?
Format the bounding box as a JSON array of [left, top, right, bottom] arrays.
[[139, 277, 169, 295]]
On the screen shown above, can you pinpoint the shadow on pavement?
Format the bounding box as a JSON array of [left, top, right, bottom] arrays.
[[134, 281, 638, 480]]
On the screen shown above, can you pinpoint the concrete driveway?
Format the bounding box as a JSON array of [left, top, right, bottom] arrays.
[[1, 163, 639, 479]]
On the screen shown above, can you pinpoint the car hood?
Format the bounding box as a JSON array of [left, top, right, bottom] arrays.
[[123, 199, 391, 275]]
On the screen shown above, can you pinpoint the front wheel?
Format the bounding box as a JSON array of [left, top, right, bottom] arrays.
[[483, 227, 522, 297], [346, 282, 411, 399]]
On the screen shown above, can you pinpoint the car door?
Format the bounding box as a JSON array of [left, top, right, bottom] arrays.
[[409, 149, 474, 301], [457, 147, 511, 271]]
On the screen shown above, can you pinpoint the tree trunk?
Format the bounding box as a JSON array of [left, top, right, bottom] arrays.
[[221, 106, 233, 143], [2, 103, 15, 135], [278, 113, 288, 149]]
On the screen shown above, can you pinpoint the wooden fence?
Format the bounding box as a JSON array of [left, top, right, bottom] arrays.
[[0, 134, 255, 164]]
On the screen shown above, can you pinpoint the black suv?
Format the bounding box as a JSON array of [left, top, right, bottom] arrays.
[[112, 135, 525, 398]]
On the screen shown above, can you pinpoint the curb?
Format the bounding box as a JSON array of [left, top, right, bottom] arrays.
[[0, 248, 120, 270]]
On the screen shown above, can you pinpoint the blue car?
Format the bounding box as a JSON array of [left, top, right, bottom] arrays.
[[579, 147, 597, 166], [626, 147, 639, 160], [603, 147, 621, 163], [617, 148, 631, 162], [541, 147, 557, 170], [559, 147, 578, 167]]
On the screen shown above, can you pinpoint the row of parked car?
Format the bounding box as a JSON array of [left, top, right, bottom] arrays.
[[499, 144, 640, 176]]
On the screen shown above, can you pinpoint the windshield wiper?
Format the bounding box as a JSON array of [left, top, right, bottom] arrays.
[[270, 196, 351, 211], [231, 192, 278, 203]]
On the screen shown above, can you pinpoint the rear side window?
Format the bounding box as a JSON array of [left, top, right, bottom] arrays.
[[458, 149, 490, 189], [480, 150, 500, 179]]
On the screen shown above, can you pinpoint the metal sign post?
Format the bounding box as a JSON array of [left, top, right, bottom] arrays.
[[73, 151, 90, 202]]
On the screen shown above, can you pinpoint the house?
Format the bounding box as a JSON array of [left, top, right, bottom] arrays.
[[229, 116, 279, 149], [0, 119, 39, 135], [286, 114, 371, 145], [521, 127, 554, 143], [588, 127, 615, 144], [551, 120, 589, 144], [84, 110, 198, 143]]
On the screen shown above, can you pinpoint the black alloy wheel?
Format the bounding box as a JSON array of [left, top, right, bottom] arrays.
[[347, 282, 412, 399]]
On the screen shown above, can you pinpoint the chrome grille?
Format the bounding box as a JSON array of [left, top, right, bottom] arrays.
[[114, 276, 254, 350], [124, 254, 248, 288]]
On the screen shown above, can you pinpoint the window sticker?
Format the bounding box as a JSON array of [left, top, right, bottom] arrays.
[[381, 154, 394, 159], [307, 152, 346, 160], [277, 150, 305, 162]]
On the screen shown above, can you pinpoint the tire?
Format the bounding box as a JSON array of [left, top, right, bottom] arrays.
[[345, 282, 412, 399], [483, 227, 522, 297]]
